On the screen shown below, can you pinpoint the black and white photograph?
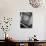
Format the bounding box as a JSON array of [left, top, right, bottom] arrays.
[[20, 12, 33, 28]]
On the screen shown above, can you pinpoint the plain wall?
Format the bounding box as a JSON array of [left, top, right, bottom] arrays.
[[0, 0, 46, 40]]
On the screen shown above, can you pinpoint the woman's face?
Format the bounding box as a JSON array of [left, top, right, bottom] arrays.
[[23, 15, 29, 21]]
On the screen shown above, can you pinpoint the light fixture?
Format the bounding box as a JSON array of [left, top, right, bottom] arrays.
[[29, 0, 43, 8]]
